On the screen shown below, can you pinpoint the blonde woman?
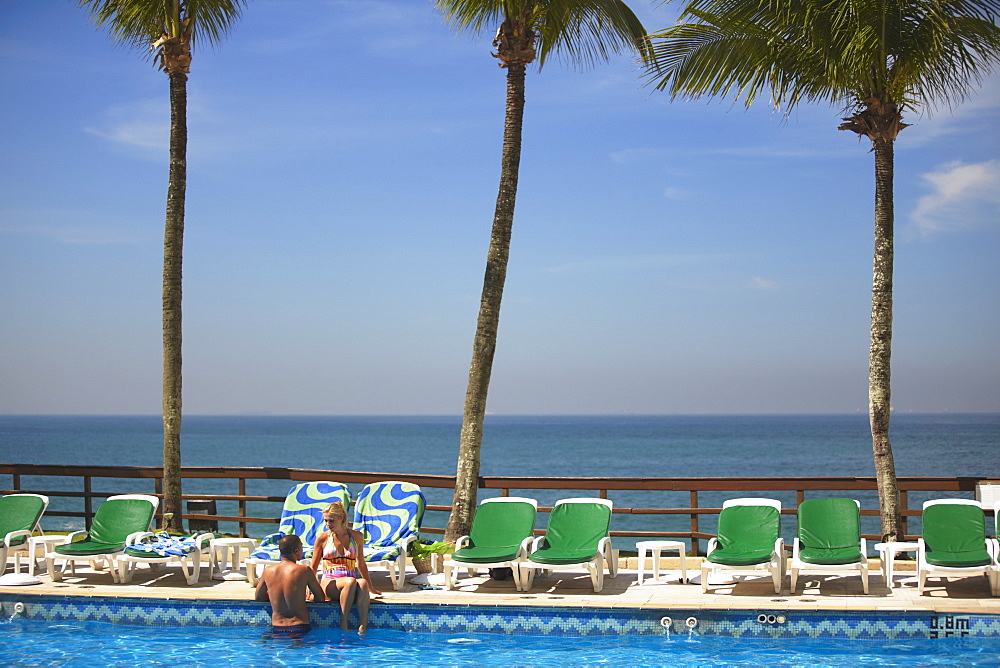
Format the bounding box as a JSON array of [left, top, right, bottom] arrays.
[[310, 501, 380, 633]]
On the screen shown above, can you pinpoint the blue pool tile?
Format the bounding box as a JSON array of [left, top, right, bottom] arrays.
[[2, 594, 999, 639]]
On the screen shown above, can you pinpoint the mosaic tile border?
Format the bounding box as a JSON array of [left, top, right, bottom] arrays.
[[2, 594, 998, 639]]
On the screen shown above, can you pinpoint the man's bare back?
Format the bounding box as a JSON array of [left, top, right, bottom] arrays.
[[254, 535, 325, 636]]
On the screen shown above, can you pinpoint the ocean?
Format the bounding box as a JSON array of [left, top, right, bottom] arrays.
[[2, 413, 997, 545]]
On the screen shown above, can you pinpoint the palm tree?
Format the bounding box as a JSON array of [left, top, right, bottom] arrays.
[[434, 0, 649, 539], [80, 0, 246, 531], [645, 0, 1000, 541]]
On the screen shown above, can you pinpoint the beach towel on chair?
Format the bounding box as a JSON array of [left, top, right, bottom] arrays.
[[124, 532, 203, 558]]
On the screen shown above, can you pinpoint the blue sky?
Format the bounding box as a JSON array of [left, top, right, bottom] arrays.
[[1, 1, 998, 416]]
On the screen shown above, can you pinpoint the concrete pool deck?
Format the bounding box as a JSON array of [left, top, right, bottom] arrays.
[[3, 557, 998, 616]]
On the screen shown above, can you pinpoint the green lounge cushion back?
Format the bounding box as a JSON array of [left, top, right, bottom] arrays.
[[0, 495, 46, 547], [529, 502, 611, 566], [709, 504, 780, 566], [923, 503, 993, 568], [452, 501, 536, 564], [55, 498, 154, 556], [798, 498, 863, 565]]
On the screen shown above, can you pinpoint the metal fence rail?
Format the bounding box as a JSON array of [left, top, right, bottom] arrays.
[[2, 464, 995, 556]]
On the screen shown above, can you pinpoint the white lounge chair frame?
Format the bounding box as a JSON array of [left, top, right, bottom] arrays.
[[1, 493, 49, 575], [519, 498, 617, 593], [116, 532, 215, 586], [444, 497, 538, 591], [46, 494, 159, 582], [701, 497, 785, 594], [917, 499, 999, 596], [789, 499, 869, 594]]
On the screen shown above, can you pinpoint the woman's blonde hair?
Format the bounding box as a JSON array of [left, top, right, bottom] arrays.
[[323, 500, 347, 522]]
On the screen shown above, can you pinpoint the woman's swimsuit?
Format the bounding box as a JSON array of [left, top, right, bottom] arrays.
[[321, 532, 359, 580]]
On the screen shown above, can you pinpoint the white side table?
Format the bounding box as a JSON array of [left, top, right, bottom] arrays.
[[874, 541, 919, 588], [209, 537, 257, 581], [636, 540, 688, 585], [26, 535, 70, 576]]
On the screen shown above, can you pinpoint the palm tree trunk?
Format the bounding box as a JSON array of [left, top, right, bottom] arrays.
[[445, 63, 527, 541], [870, 136, 902, 542], [162, 69, 187, 533]]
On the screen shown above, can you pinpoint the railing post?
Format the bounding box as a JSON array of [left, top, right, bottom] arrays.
[[84, 475, 93, 531], [690, 490, 699, 557], [900, 489, 909, 539], [239, 478, 247, 538], [154, 476, 164, 528]]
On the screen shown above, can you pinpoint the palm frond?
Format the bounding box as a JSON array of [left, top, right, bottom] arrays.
[[433, 0, 650, 69], [645, 0, 1000, 115], [79, 0, 246, 54]]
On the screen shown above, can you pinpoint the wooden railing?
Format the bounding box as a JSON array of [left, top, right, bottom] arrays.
[[2, 464, 995, 556]]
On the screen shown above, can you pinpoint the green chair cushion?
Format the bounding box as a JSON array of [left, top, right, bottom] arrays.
[[529, 502, 610, 565], [797, 498, 862, 565], [468, 501, 536, 549], [799, 545, 863, 565], [922, 503, 992, 567], [55, 540, 124, 556], [925, 548, 993, 568], [452, 545, 523, 564], [53, 497, 155, 557], [0, 495, 46, 542], [529, 548, 601, 565], [708, 504, 780, 566]]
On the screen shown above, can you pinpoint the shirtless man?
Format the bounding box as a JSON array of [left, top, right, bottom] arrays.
[[254, 534, 325, 638]]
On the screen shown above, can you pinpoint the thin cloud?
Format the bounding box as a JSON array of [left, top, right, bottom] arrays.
[[84, 98, 168, 151], [545, 253, 727, 274], [0, 210, 148, 245], [910, 160, 1000, 237], [750, 276, 780, 290]]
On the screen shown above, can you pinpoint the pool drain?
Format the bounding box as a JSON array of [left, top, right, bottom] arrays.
[[757, 614, 786, 625]]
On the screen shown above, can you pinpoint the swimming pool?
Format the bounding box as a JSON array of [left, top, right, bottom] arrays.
[[4, 618, 1000, 666], [3, 594, 1000, 666]]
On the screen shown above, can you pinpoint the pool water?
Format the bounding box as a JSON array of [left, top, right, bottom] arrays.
[[3, 619, 999, 666]]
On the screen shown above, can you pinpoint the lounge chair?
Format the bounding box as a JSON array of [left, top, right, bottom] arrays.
[[117, 531, 216, 585], [0, 493, 49, 575], [46, 494, 158, 582], [701, 497, 784, 594], [917, 499, 999, 596], [353, 481, 426, 590], [789, 498, 869, 594], [519, 498, 617, 593], [444, 497, 537, 590], [246, 481, 351, 586]]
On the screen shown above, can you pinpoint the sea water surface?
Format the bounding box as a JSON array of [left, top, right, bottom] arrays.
[[1, 413, 997, 543]]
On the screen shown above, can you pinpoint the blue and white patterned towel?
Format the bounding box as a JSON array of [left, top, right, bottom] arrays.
[[124, 532, 203, 558]]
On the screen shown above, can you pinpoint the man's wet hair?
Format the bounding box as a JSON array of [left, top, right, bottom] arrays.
[[279, 534, 302, 558]]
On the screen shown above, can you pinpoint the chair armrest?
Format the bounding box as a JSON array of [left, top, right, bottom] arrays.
[[791, 537, 801, 560], [454, 536, 470, 551], [916, 538, 927, 568], [705, 537, 719, 554], [66, 530, 88, 543], [4, 529, 32, 548], [516, 535, 534, 557], [860, 537, 868, 558], [193, 533, 215, 549], [125, 531, 151, 546], [528, 536, 545, 552]]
